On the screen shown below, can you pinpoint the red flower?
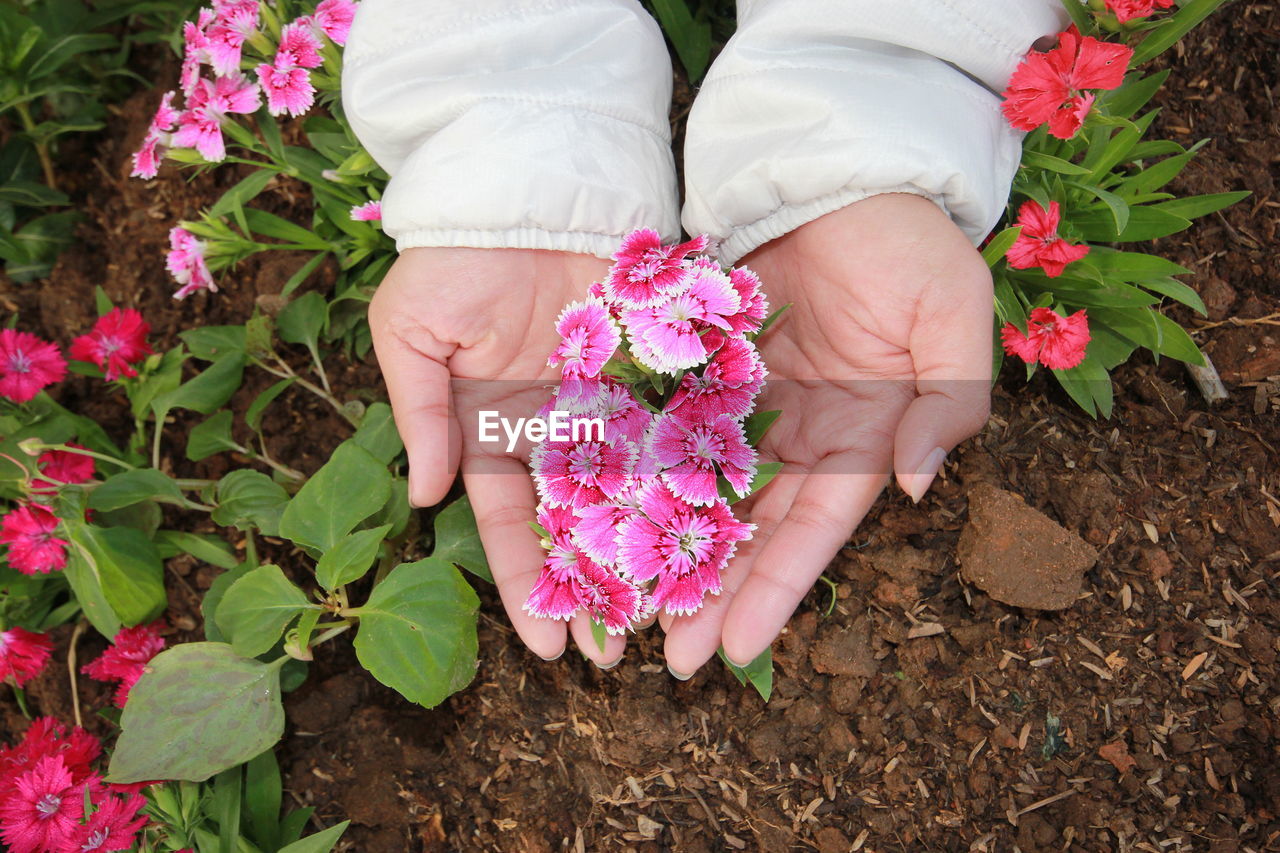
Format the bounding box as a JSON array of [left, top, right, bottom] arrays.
[[1001, 26, 1133, 139], [1006, 200, 1090, 278], [0, 329, 66, 404], [82, 621, 167, 708], [0, 628, 52, 688], [0, 755, 84, 853], [70, 308, 154, 381], [1001, 307, 1092, 370], [0, 504, 68, 575], [31, 445, 96, 494], [0, 718, 102, 790], [1105, 0, 1176, 23], [73, 790, 149, 852]]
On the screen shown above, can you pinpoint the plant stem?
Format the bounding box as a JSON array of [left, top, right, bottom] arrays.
[[44, 444, 135, 471], [67, 621, 86, 728], [254, 356, 359, 427], [254, 435, 306, 482], [14, 102, 57, 191]]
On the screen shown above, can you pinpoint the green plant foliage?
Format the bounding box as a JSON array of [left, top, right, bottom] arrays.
[[279, 440, 392, 552]]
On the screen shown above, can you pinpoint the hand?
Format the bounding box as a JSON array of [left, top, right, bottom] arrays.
[[659, 194, 994, 675], [369, 247, 627, 666]]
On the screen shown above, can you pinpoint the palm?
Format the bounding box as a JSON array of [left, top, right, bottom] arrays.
[[660, 195, 995, 674]]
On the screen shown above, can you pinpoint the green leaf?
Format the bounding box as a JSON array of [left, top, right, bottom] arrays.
[[590, 618, 608, 654], [154, 530, 238, 570], [243, 208, 328, 248], [209, 170, 276, 219], [430, 495, 491, 583], [719, 461, 783, 503], [277, 291, 327, 352], [1130, 0, 1230, 65], [281, 252, 327, 297], [1138, 275, 1207, 316], [277, 821, 350, 853], [154, 353, 246, 417], [1150, 191, 1250, 221], [1072, 206, 1190, 242], [352, 557, 479, 707], [1150, 311, 1205, 365], [981, 226, 1021, 268], [108, 644, 287, 783], [212, 765, 242, 853], [1052, 357, 1113, 418], [315, 525, 392, 591], [245, 378, 294, 432], [742, 410, 781, 446], [1083, 248, 1190, 281], [187, 410, 239, 461], [213, 470, 290, 536], [1021, 150, 1090, 175], [215, 564, 313, 658], [88, 469, 185, 512], [719, 647, 773, 702], [180, 326, 246, 362], [244, 749, 282, 852], [353, 402, 404, 464], [64, 523, 166, 635], [203, 563, 252, 643], [649, 0, 712, 81], [1099, 69, 1171, 119], [1123, 150, 1195, 196], [279, 441, 391, 552], [1071, 182, 1130, 235]]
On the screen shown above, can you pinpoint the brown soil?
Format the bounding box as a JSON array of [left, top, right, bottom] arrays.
[[3, 7, 1280, 852]]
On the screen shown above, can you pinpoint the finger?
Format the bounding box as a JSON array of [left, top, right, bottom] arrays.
[[463, 458, 567, 660], [721, 456, 890, 667], [568, 613, 627, 668], [894, 270, 993, 503], [660, 471, 802, 677], [372, 327, 460, 507]]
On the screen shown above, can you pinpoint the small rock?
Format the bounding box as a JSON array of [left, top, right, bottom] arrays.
[[1099, 740, 1137, 774], [810, 616, 877, 678], [958, 485, 1099, 610], [1140, 547, 1174, 581]]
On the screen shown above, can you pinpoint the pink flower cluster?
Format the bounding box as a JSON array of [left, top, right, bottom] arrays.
[[1105, 0, 1176, 23], [0, 445, 98, 575], [0, 719, 148, 853], [1006, 199, 1089, 278], [1001, 307, 1092, 370], [82, 621, 167, 708], [132, 0, 356, 176], [524, 229, 768, 632], [0, 627, 52, 687]]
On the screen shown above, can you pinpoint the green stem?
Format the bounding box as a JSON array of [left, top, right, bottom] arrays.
[[42, 444, 134, 471], [14, 102, 56, 190]]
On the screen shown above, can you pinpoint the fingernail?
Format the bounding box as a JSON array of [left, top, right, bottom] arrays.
[[635, 615, 657, 631], [909, 447, 948, 504], [724, 655, 753, 669], [667, 663, 693, 681], [539, 649, 565, 662], [596, 657, 622, 671]]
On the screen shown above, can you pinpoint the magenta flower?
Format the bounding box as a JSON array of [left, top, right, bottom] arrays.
[[623, 264, 740, 373], [576, 558, 649, 635], [311, 0, 356, 45], [0, 329, 66, 404], [82, 621, 167, 708], [0, 627, 52, 688], [532, 440, 635, 509], [166, 227, 216, 299], [70, 308, 153, 381], [594, 381, 652, 446], [172, 74, 261, 162], [548, 300, 620, 379], [257, 64, 315, 117], [71, 791, 149, 853], [278, 20, 323, 68], [206, 1, 260, 75], [603, 229, 708, 308], [615, 481, 753, 616], [131, 91, 178, 179], [31, 445, 96, 494], [180, 10, 215, 94], [0, 755, 84, 853], [650, 412, 755, 505], [666, 337, 765, 425], [725, 266, 770, 335], [571, 501, 637, 567], [0, 504, 68, 575], [350, 200, 382, 221]]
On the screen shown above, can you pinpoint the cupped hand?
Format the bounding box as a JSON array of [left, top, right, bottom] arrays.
[[660, 194, 994, 676], [369, 247, 624, 665]]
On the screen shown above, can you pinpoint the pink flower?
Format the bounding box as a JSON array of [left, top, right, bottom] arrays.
[[1001, 26, 1133, 139], [666, 337, 765, 424], [0, 504, 68, 575], [180, 10, 215, 94], [602, 229, 708, 308], [312, 0, 356, 45], [70, 308, 153, 381], [257, 63, 315, 117], [72, 790, 149, 852], [650, 413, 756, 505], [594, 382, 652, 446], [206, 1, 260, 75], [623, 265, 741, 373], [724, 265, 770, 336], [0, 719, 102, 790], [571, 501, 638, 566], [0, 755, 83, 853], [1105, 0, 1175, 22], [615, 482, 753, 616], [0, 628, 52, 688], [532, 440, 635, 509], [31, 445, 96, 494], [166, 227, 216, 299], [1005, 200, 1090, 278], [0, 330, 66, 404], [82, 621, 167, 708], [350, 200, 382, 221], [172, 74, 261, 162], [277, 21, 323, 69], [576, 558, 649, 635], [547, 300, 621, 386], [1001, 307, 1091, 370], [131, 91, 178, 179]]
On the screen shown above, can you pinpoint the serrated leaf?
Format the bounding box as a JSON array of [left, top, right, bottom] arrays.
[[315, 525, 391, 591], [279, 441, 391, 552], [108, 644, 286, 783], [353, 557, 479, 707], [215, 564, 312, 658]]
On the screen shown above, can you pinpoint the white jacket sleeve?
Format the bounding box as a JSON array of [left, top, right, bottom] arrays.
[[682, 0, 1066, 264], [342, 0, 679, 259]]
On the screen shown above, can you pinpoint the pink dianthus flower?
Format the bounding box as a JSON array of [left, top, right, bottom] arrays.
[[70, 308, 153, 381], [82, 621, 167, 708], [603, 229, 707, 308], [0, 628, 52, 688], [0, 504, 68, 575], [0, 330, 66, 404], [1000, 307, 1091, 370], [166, 227, 216, 299]]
